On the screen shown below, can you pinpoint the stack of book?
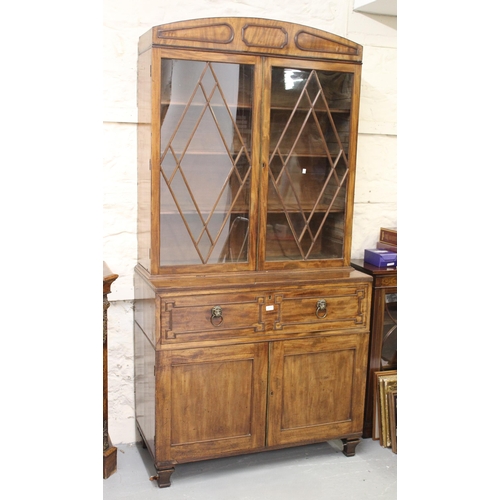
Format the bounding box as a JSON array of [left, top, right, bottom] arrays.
[[364, 227, 397, 268]]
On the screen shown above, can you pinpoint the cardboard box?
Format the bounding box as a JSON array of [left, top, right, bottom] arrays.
[[364, 248, 397, 268]]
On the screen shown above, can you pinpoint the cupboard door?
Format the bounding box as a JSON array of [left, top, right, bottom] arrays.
[[156, 342, 268, 463], [267, 334, 368, 446], [379, 289, 397, 371], [262, 61, 360, 267], [156, 56, 259, 272]]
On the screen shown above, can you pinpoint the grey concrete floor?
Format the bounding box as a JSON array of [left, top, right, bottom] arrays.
[[103, 438, 397, 499]]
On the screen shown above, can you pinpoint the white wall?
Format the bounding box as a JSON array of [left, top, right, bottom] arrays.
[[103, 0, 397, 444]]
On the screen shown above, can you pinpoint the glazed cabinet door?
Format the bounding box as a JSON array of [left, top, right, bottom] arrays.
[[155, 342, 268, 464], [267, 333, 368, 447], [379, 288, 397, 371], [261, 59, 361, 269], [154, 51, 261, 274]]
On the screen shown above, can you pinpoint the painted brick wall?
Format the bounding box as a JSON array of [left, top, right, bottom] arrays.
[[103, 0, 397, 444]]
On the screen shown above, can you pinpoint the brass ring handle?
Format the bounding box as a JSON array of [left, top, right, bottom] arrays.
[[316, 299, 327, 319], [210, 306, 223, 327]]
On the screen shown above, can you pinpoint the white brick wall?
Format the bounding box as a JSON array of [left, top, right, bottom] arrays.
[[103, 0, 397, 444]]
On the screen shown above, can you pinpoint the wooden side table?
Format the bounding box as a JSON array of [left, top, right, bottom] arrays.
[[103, 262, 119, 478], [351, 259, 397, 439]]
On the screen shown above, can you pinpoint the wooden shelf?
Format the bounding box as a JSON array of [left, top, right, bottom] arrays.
[[161, 101, 351, 114]]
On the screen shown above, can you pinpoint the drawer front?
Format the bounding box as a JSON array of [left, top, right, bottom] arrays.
[[374, 274, 397, 288], [274, 284, 370, 334], [159, 292, 266, 344]]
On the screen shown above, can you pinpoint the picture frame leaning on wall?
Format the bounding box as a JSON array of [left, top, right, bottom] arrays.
[[388, 389, 397, 453], [374, 370, 397, 447]]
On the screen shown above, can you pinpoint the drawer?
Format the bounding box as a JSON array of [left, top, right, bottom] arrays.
[[273, 284, 370, 334], [159, 292, 266, 344], [374, 274, 397, 288]]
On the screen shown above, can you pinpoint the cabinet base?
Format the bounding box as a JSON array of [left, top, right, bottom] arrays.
[[146, 438, 362, 488]]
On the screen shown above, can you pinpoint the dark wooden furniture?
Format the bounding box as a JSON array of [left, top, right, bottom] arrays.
[[103, 262, 118, 478], [351, 259, 397, 439], [134, 17, 372, 488]]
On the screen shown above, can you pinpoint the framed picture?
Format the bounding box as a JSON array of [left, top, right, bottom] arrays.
[[374, 370, 397, 447], [388, 389, 397, 453], [372, 374, 380, 441]]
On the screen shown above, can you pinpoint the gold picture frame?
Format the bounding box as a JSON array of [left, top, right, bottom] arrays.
[[388, 389, 397, 453], [374, 370, 397, 447]]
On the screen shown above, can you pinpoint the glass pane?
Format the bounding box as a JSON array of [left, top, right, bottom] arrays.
[[159, 59, 254, 266], [266, 67, 353, 262], [381, 292, 397, 370]]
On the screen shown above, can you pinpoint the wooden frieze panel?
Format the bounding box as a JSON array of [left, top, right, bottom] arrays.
[[378, 275, 397, 288], [157, 22, 234, 45], [242, 23, 288, 49], [295, 30, 359, 55], [147, 18, 362, 62]]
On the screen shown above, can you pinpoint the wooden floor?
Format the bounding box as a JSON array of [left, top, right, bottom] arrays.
[[103, 438, 397, 499]]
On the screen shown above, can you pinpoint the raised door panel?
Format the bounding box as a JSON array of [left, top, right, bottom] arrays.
[[149, 18, 363, 63], [134, 323, 156, 456], [155, 343, 268, 464], [134, 270, 156, 346], [267, 334, 368, 447]]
